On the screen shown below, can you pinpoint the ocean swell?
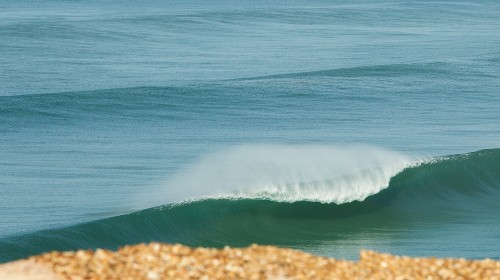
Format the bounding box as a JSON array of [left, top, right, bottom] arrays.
[[1, 148, 499, 263]]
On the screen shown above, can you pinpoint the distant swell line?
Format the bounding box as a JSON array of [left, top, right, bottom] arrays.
[[229, 62, 453, 81]]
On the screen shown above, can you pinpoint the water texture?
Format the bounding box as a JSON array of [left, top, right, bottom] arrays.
[[0, 0, 499, 262]]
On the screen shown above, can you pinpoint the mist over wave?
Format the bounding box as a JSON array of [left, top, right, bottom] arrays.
[[143, 144, 414, 206]]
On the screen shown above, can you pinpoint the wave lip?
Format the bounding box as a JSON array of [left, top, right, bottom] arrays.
[[217, 165, 409, 203], [144, 144, 414, 206]]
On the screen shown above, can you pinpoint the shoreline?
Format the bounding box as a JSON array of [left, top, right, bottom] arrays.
[[1, 243, 499, 279]]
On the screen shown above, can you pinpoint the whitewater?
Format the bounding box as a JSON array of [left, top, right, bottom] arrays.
[[147, 145, 414, 205]]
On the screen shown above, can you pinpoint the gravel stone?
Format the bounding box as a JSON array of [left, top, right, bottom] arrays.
[[1, 243, 493, 280]]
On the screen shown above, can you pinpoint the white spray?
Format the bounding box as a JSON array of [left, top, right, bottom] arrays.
[[146, 144, 414, 206]]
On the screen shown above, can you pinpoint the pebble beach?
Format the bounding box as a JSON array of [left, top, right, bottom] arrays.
[[1, 243, 499, 280]]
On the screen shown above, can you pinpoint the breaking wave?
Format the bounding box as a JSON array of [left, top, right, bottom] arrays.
[[1, 147, 499, 262]]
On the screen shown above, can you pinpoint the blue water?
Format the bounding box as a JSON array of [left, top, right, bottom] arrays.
[[1, 0, 500, 262]]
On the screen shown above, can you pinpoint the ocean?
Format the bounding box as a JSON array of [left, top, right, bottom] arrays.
[[1, 0, 499, 263]]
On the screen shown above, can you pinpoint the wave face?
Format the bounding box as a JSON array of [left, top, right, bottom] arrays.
[[1, 148, 499, 262]]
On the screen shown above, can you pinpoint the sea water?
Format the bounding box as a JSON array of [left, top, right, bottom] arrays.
[[1, 0, 499, 262]]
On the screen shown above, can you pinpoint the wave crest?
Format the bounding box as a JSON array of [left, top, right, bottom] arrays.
[[144, 144, 413, 206]]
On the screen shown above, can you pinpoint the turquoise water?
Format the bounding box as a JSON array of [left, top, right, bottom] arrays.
[[1, 0, 499, 262]]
